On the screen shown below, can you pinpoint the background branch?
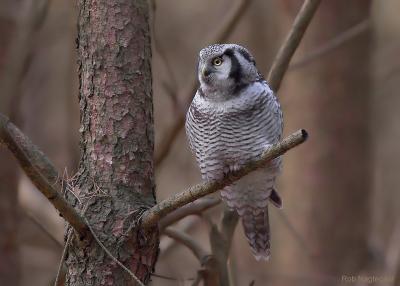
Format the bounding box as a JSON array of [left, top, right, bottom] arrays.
[[159, 197, 221, 231], [290, 18, 370, 70], [158, 198, 221, 232], [164, 228, 209, 261], [267, 0, 321, 91], [209, 209, 240, 286]]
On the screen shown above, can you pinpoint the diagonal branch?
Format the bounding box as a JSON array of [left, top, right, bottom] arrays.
[[289, 18, 370, 70], [159, 197, 221, 231], [142, 129, 308, 228], [267, 0, 321, 91], [0, 113, 89, 238], [164, 227, 209, 261]]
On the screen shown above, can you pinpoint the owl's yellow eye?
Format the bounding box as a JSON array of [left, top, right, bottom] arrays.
[[212, 57, 223, 66]]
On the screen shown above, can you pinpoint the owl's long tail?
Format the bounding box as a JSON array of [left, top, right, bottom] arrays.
[[231, 188, 282, 261], [241, 206, 271, 261]]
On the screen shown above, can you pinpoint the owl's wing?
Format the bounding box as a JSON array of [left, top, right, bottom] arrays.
[[185, 92, 200, 156], [261, 81, 284, 143]]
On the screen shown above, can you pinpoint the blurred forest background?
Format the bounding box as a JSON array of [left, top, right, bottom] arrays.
[[1, 0, 400, 285]]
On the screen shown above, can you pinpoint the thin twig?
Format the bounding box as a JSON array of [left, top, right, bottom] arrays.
[[142, 129, 308, 228], [290, 19, 370, 70], [164, 227, 209, 261], [54, 230, 73, 286], [159, 197, 221, 231], [267, 0, 321, 91], [154, 0, 253, 167], [151, 272, 194, 282], [0, 113, 88, 237], [160, 216, 201, 256]]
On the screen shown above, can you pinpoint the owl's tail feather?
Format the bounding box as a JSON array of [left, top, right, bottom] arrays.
[[241, 206, 271, 261], [269, 188, 283, 209]]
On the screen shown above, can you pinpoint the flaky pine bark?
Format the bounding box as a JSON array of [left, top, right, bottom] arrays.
[[65, 1, 158, 285], [275, 0, 372, 280]]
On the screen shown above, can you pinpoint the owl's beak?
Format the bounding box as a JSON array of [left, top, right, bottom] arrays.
[[202, 66, 212, 77]]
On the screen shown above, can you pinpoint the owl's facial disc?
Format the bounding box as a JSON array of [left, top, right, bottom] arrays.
[[200, 54, 232, 83], [198, 44, 259, 99]]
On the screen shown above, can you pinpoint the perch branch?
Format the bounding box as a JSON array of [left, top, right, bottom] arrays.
[[267, 0, 321, 91], [154, 0, 252, 167], [142, 129, 308, 228], [0, 113, 89, 237]]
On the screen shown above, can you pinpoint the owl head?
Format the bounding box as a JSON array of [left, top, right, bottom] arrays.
[[197, 44, 260, 99]]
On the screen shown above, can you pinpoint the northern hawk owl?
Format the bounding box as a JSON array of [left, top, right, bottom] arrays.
[[185, 44, 283, 260]]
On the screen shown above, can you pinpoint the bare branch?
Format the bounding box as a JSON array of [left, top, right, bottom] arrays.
[[154, 0, 253, 167], [160, 216, 200, 256], [267, 0, 321, 91], [290, 19, 370, 70], [150, 0, 180, 108], [143, 129, 308, 228], [0, 113, 88, 237], [159, 197, 221, 231], [164, 228, 209, 261], [210, 208, 240, 286], [205, 0, 253, 45], [0, 0, 51, 118]]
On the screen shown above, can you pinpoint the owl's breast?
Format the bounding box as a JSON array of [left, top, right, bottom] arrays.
[[186, 84, 282, 180]]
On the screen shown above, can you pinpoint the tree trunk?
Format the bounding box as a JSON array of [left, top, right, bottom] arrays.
[[65, 1, 158, 285], [274, 0, 372, 281]]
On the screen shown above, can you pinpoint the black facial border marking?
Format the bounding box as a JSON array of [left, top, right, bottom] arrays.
[[224, 48, 248, 94], [223, 48, 241, 83], [238, 48, 256, 65]]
